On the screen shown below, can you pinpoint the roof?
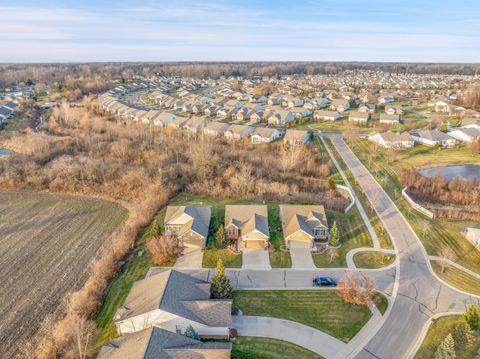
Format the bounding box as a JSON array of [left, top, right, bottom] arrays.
[[225, 205, 269, 238], [115, 269, 232, 326], [252, 127, 279, 137], [375, 131, 413, 142], [98, 326, 232, 359], [164, 206, 211, 239], [349, 111, 369, 119], [225, 124, 253, 135], [284, 129, 310, 140], [204, 122, 230, 132], [410, 130, 454, 141], [315, 110, 338, 117], [380, 114, 400, 122], [280, 205, 328, 239]]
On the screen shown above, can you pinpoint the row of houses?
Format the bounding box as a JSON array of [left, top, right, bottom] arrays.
[[163, 204, 331, 251], [0, 101, 17, 124]]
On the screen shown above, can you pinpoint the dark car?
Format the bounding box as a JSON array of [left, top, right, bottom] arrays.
[[313, 276, 337, 287]]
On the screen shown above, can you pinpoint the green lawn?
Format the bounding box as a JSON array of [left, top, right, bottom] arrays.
[[232, 290, 372, 342], [353, 251, 396, 269], [373, 293, 389, 315], [348, 139, 480, 277], [431, 261, 480, 296], [203, 248, 243, 268], [415, 316, 480, 359], [232, 337, 324, 359]]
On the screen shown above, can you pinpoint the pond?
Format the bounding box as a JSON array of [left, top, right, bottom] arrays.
[[419, 165, 480, 182]]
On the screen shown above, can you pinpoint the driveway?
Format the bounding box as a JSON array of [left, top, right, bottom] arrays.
[[174, 246, 203, 268], [242, 248, 271, 270], [290, 247, 316, 269]]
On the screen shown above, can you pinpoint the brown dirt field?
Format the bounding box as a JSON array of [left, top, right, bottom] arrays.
[[0, 192, 127, 358]]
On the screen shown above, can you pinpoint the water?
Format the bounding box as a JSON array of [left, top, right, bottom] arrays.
[[420, 165, 480, 182], [0, 149, 11, 157]]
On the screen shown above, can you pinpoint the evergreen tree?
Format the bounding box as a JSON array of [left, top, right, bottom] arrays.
[[453, 322, 474, 349], [215, 224, 227, 249], [435, 334, 456, 359], [329, 221, 340, 247], [210, 259, 232, 299], [464, 304, 480, 330], [184, 325, 200, 340]]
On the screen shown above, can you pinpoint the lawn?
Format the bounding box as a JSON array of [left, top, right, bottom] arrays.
[[353, 251, 396, 269], [348, 139, 480, 277], [415, 315, 480, 359], [431, 261, 480, 296], [232, 290, 373, 342], [232, 337, 324, 359]]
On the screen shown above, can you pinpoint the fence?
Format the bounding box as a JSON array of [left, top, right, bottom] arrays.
[[401, 187, 434, 218]]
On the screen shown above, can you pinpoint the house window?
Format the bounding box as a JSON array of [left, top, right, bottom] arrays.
[[313, 228, 324, 237], [228, 228, 236, 235]]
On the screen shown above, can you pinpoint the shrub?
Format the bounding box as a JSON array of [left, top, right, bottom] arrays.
[[337, 272, 376, 306], [147, 233, 183, 265], [435, 333, 456, 359], [184, 325, 200, 340], [464, 304, 480, 330], [210, 259, 232, 299]]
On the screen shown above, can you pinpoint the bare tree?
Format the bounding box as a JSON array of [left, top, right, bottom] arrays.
[[147, 233, 183, 265], [337, 272, 376, 306], [438, 245, 457, 273]]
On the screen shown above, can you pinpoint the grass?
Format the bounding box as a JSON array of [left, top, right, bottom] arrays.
[[232, 337, 324, 359], [353, 251, 396, 269], [348, 138, 480, 278], [415, 315, 480, 359], [232, 290, 372, 342], [431, 261, 480, 296], [203, 248, 243, 268], [373, 293, 389, 315]]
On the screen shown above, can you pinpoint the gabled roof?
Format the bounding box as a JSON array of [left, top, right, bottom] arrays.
[[225, 205, 269, 238], [252, 127, 280, 138], [164, 206, 211, 239], [98, 326, 232, 359], [284, 129, 310, 140], [410, 130, 454, 141], [115, 269, 231, 327], [280, 205, 328, 239]]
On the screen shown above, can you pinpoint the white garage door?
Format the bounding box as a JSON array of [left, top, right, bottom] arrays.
[[288, 240, 311, 248]]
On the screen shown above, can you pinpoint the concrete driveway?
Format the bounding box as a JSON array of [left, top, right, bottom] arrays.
[[290, 247, 316, 269], [242, 248, 271, 270], [174, 246, 203, 269]]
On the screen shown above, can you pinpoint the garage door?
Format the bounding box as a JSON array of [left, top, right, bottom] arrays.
[[288, 240, 311, 248], [182, 236, 203, 248], [244, 240, 265, 249]]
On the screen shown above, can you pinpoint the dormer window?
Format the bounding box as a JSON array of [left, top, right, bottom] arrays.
[[313, 228, 324, 237]]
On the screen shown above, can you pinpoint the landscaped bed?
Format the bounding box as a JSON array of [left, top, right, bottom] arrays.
[[232, 290, 374, 342], [353, 251, 396, 269], [431, 261, 480, 297], [232, 337, 324, 359]]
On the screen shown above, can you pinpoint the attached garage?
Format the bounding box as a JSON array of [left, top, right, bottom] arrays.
[[182, 232, 206, 249], [288, 239, 312, 248], [244, 240, 265, 249]]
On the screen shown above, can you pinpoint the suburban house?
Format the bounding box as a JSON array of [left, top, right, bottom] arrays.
[[203, 122, 230, 137], [98, 326, 232, 359], [152, 112, 177, 126], [369, 131, 414, 149], [462, 118, 480, 131], [224, 124, 254, 140], [330, 99, 350, 112], [349, 111, 370, 123], [464, 227, 480, 247], [113, 269, 232, 337], [224, 205, 269, 251], [434, 101, 450, 113], [385, 106, 404, 115], [380, 114, 401, 125], [283, 129, 311, 145], [410, 130, 456, 148], [251, 127, 282, 144], [163, 206, 211, 248], [267, 110, 295, 125], [359, 103, 376, 114], [447, 128, 480, 143], [166, 116, 189, 129], [314, 110, 342, 121], [279, 205, 329, 249], [378, 95, 394, 104], [182, 116, 209, 134]]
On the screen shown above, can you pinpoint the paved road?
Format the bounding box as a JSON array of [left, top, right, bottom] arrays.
[[327, 134, 479, 359]]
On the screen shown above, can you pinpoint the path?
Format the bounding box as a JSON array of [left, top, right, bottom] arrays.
[[429, 255, 480, 280], [327, 134, 479, 359]]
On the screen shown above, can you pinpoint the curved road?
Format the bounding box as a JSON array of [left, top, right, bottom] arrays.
[[327, 134, 479, 359]]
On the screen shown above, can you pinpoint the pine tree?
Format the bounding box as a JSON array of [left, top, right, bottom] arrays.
[[215, 224, 227, 249], [210, 259, 232, 299], [435, 334, 456, 359], [184, 325, 200, 340], [329, 221, 340, 247], [464, 304, 480, 330], [453, 322, 474, 349]]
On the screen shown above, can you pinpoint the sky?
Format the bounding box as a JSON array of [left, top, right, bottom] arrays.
[[0, 0, 479, 63]]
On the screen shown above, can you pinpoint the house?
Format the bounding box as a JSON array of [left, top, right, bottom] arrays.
[[464, 227, 480, 247], [0, 107, 13, 122], [113, 269, 231, 337], [380, 114, 401, 125], [369, 131, 414, 149], [224, 124, 254, 140], [251, 127, 282, 144], [164, 206, 211, 248], [203, 122, 230, 137], [182, 116, 209, 134], [410, 130, 456, 148], [349, 111, 369, 123], [225, 205, 269, 251], [447, 128, 480, 143], [152, 112, 176, 126], [283, 129, 311, 145], [166, 116, 189, 129], [3, 101, 17, 111], [279, 205, 329, 249], [330, 99, 350, 112], [98, 326, 232, 359], [314, 110, 342, 121], [461, 118, 480, 131], [287, 98, 304, 107], [434, 101, 449, 113], [267, 110, 295, 125], [385, 106, 404, 115], [359, 104, 376, 114], [378, 95, 394, 104]]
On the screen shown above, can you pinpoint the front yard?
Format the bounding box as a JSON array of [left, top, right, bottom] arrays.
[[232, 337, 324, 359], [353, 251, 396, 269], [232, 290, 375, 342]]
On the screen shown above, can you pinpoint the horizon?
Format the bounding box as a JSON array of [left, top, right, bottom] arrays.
[[1, 0, 479, 63]]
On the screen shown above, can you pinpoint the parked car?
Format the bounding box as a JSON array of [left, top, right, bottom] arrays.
[[313, 276, 337, 287]]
